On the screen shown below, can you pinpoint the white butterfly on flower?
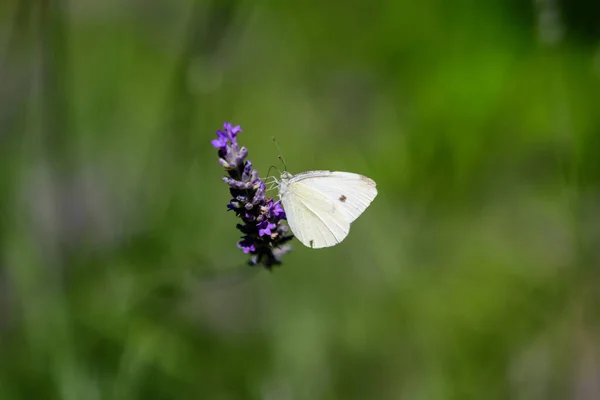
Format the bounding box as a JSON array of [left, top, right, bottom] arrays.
[[273, 169, 378, 249]]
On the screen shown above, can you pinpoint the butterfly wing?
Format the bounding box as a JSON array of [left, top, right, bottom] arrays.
[[293, 171, 378, 223], [281, 179, 350, 248]]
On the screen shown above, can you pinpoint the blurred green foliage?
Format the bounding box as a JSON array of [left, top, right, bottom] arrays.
[[1, 0, 600, 399]]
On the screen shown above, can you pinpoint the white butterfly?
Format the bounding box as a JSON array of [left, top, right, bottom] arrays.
[[276, 170, 378, 249]]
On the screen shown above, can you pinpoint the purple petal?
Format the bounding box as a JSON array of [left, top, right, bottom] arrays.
[[212, 128, 230, 149], [258, 220, 276, 237], [222, 122, 241, 144], [211, 137, 228, 149], [237, 237, 256, 254], [230, 125, 242, 135], [272, 201, 285, 216], [216, 129, 228, 138]]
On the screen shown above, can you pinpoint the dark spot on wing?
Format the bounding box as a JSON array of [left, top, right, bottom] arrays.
[[339, 195, 347, 202], [310, 240, 314, 248]]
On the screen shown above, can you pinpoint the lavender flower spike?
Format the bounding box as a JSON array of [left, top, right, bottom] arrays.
[[213, 122, 293, 269]]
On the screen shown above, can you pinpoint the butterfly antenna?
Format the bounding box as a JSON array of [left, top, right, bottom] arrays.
[[266, 164, 280, 180], [272, 137, 288, 171]]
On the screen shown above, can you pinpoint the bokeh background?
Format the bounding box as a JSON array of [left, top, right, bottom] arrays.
[[1, 0, 600, 398]]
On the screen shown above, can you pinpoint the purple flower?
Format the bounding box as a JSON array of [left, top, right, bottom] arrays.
[[258, 221, 277, 237], [237, 237, 256, 254], [211, 130, 229, 150], [212, 122, 241, 150], [213, 122, 293, 270], [269, 199, 286, 219], [212, 123, 246, 170]]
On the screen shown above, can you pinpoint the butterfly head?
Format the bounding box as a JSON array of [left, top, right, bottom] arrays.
[[280, 171, 293, 181], [273, 171, 294, 199]]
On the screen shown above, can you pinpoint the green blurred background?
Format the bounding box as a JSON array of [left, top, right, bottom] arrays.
[[1, 0, 600, 398]]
